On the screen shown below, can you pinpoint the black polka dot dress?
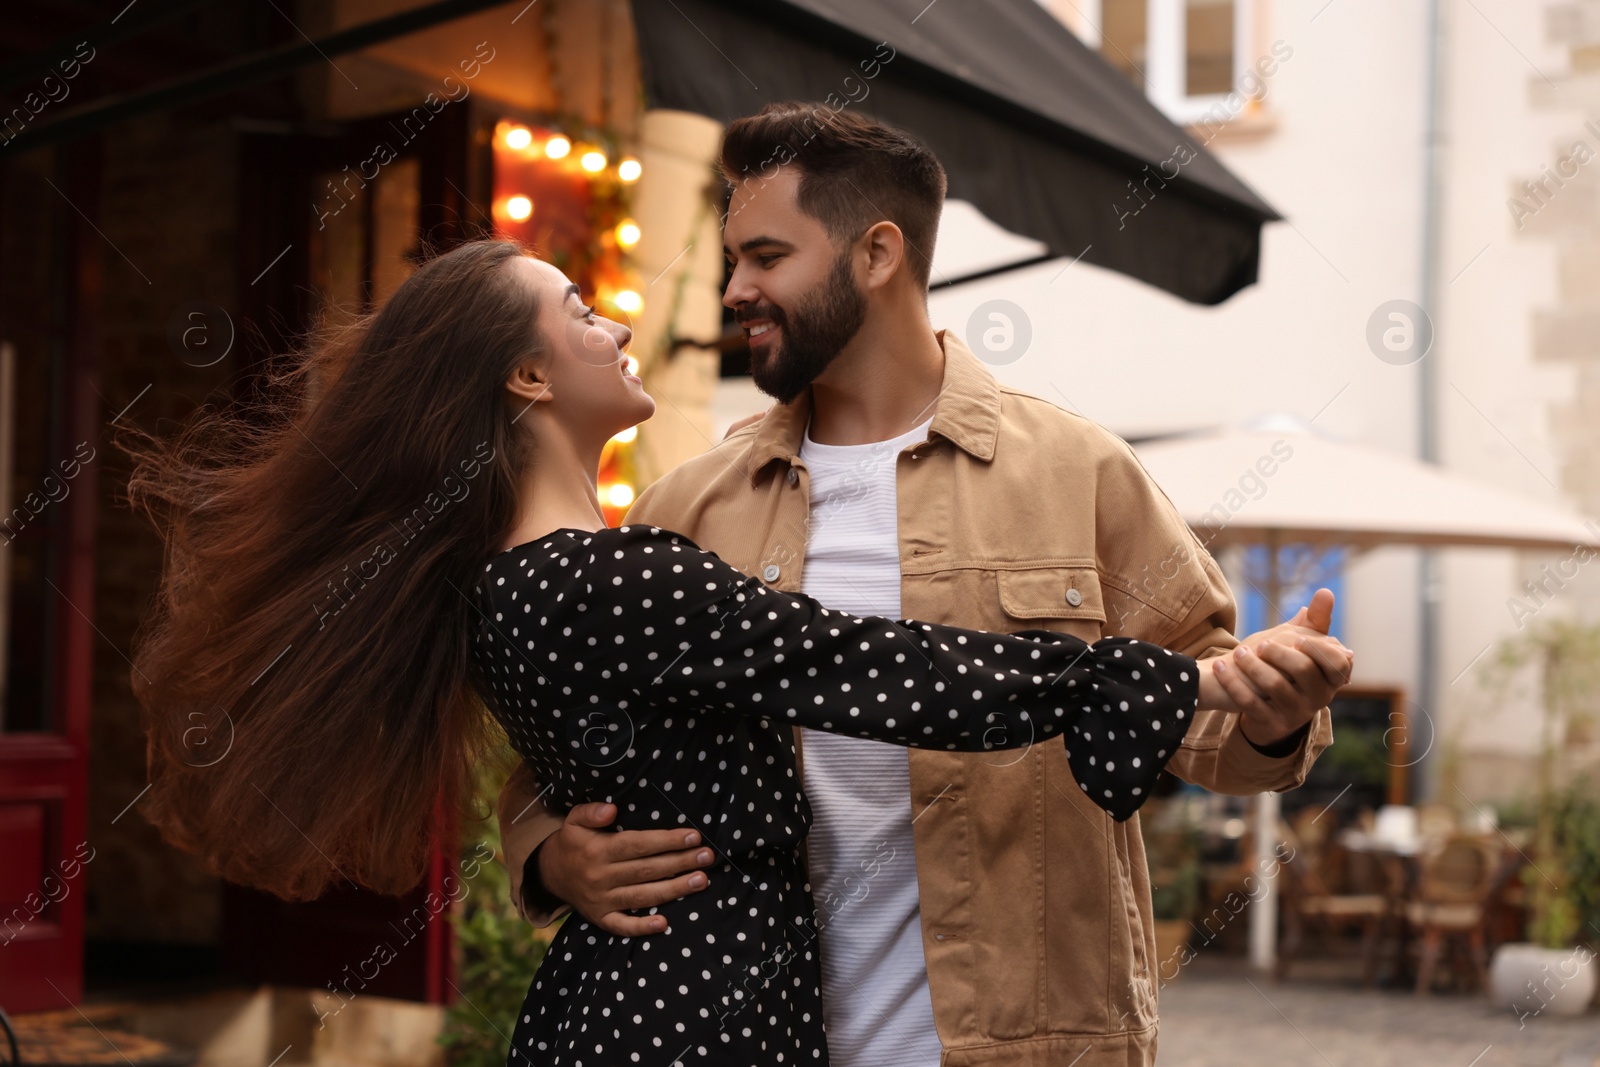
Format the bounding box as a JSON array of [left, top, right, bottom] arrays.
[[469, 525, 1200, 1067]]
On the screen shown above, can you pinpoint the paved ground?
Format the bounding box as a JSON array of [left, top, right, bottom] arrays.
[[1155, 957, 1600, 1067]]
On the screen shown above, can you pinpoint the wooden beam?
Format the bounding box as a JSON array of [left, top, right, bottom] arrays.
[[3, 0, 514, 155]]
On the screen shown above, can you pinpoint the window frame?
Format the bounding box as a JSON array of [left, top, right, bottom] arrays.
[[1147, 0, 1258, 125], [1072, 0, 1263, 128]]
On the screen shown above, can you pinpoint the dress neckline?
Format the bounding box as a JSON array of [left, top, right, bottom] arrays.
[[489, 526, 604, 564]]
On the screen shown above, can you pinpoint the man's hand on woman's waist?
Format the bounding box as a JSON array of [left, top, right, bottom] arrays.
[[531, 801, 717, 936]]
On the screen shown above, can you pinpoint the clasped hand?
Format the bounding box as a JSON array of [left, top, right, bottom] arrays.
[[1196, 587, 1353, 747]]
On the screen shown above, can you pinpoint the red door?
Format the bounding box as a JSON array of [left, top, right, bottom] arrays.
[[0, 137, 101, 1012]]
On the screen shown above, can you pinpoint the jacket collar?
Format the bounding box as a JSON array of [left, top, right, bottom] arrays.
[[745, 328, 1002, 485]]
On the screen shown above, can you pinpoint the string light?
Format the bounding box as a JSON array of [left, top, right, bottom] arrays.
[[494, 118, 642, 506]]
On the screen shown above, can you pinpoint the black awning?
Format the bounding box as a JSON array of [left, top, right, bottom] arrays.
[[631, 0, 1281, 305]]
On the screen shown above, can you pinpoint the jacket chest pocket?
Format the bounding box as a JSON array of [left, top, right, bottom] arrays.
[[995, 565, 1106, 643]]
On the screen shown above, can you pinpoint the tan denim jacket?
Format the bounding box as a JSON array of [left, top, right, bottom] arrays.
[[495, 328, 1333, 1067]]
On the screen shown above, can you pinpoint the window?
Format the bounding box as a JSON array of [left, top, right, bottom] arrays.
[[1237, 542, 1346, 640], [1093, 0, 1259, 126]]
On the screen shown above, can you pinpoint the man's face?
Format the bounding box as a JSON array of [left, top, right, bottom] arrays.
[[722, 167, 867, 404]]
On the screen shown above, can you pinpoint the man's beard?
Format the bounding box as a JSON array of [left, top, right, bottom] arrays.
[[746, 248, 866, 405]]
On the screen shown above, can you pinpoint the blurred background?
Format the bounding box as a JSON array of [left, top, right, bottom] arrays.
[[0, 1, 1596, 1065]]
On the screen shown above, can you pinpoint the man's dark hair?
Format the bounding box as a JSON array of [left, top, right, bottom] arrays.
[[719, 102, 948, 289]]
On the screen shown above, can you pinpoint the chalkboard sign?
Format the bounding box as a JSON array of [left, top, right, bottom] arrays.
[[1281, 687, 1411, 830]]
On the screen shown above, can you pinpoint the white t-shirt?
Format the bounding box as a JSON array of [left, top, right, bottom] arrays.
[[797, 412, 941, 1067]]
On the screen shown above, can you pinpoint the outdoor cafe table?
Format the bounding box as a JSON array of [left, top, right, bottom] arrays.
[[1335, 829, 1422, 986]]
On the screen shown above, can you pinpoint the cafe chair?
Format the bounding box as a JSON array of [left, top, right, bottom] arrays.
[[1274, 825, 1391, 986], [1405, 834, 1499, 995], [1, 1005, 19, 1066]]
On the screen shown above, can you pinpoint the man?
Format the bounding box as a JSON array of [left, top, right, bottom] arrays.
[[496, 102, 1346, 1066]]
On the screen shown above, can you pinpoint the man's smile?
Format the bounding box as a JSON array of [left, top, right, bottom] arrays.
[[743, 318, 780, 349]]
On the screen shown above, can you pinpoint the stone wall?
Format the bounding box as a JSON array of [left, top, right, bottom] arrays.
[[1534, 5, 1600, 534], [1453, 0, 1600, 806]]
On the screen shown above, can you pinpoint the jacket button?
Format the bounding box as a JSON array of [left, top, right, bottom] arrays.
[[1066, 588, 1083, 607], [763, 564, 781, 582], [786, 467, 799, 486]]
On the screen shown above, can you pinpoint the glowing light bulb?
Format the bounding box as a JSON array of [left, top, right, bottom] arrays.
[[613, 290, 643, 314], [606, 483, 635, 508], [624, 355, 640, 376], [544, 135, 571, 159], [581, 150, 608, 173], [618, 158, 642, 182], [505, 126, 532, 150], [612, 425, 638, 444], [505, 195, 533, 221], [615, 220, 641, 249]]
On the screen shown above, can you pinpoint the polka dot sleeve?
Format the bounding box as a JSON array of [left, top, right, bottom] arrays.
[[559, 525, 1200, 822]]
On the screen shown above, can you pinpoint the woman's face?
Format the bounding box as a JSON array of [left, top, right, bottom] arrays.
[[510, 255, 655, 440]]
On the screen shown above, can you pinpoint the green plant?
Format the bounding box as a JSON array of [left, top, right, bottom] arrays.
[[1140, 796, 1205, 921], [1150, 852, 1202, 922], [1530, 775, 1600, 950], [1320, 724, 1391, 790], [438, 745, 559, 1067], [1494, 793, 1538, 835], [1480, 618, 1600, 949]]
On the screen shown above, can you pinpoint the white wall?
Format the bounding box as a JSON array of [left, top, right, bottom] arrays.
[[926, 1, 1439, 762]]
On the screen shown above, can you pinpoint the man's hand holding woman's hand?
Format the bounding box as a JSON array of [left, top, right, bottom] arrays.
[[1194, 587, 1354, 748]]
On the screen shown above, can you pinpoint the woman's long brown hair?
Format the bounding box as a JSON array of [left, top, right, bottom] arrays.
[[120, 239, 543, 900]]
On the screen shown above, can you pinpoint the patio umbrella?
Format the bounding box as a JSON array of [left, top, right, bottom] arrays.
[[1131, 413, 1600, 968], [1134, 413, 1600, 556], [630, 0, 1282, 305]]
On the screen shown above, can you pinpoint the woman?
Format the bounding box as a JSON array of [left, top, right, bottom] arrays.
[[125, 239, 1255, 1065]]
